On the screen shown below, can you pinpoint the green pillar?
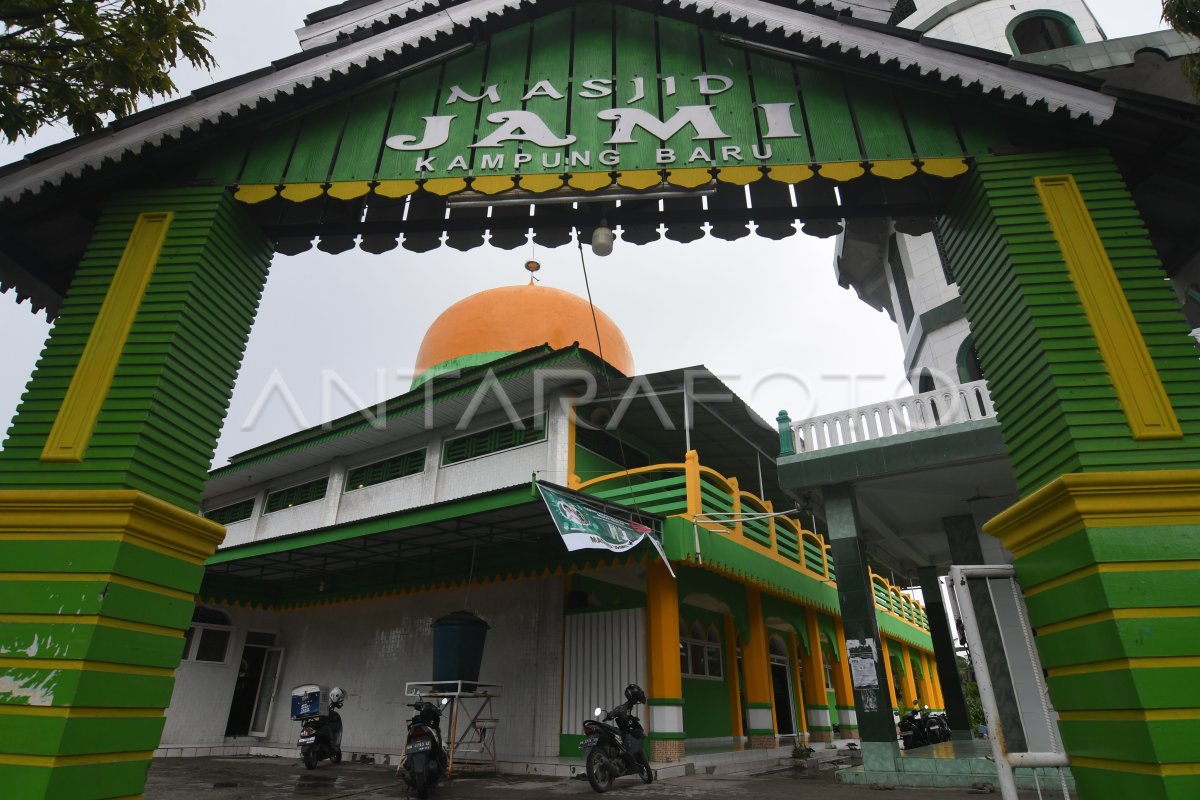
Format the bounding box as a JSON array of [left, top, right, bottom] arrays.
[[823, 483, 899, 771], [0, 188, 272, 799], [940, 150, 1200, 800], [917, 566, 972, 740]]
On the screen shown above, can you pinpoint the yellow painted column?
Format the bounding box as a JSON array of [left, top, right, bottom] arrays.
[[723, 614, 743, 740], [789, 631, 808, 741], [801, 607, 831, 741], [831, 617, 858, 737], [743, 587, 775, 748], [917, 651, 937, 708], [929, 652, 945, 708], [880, 638, 900, 710], [899, 644, 919, 709], [645, 559, 684, 762]]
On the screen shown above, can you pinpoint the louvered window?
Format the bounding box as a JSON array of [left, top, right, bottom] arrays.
[[205, 499, 254, 525], [345, 449, 426, 491], [442, 418, 546, 465], [264, 478, 328, 513]]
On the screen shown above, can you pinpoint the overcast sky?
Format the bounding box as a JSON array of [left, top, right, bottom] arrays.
[[0, 1, 1172, 467]]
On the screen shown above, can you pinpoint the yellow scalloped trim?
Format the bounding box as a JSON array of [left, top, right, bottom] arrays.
[[765, 165, 814, 184], [920, 158, 970, 178], [422, 177, 468, 196], [717, 166, 764, 186], [374, 180, 418, 198], [233, 185, 279, 204], [520, 174, 565, 193], [870, 160, 918, 180], [327, 181, 372, 200], [279, 183, 326, 203], [616, 170, 663, 190], [471, 175, 516, 195], [568, 172, 613, 191], [817, 162, 866, 182], [666, 168, 713, 188]]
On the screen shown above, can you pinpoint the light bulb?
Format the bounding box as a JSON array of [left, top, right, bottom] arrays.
[[591, 222, 614, 257]]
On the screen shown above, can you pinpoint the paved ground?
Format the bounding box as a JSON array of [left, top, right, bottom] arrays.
[[144, 757, 1057, 800]]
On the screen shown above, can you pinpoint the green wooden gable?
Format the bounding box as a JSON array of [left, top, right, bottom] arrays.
[[203, 4, 1004, 207]]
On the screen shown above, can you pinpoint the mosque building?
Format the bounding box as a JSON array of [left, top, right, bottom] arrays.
[[164, 268, 939, 763]]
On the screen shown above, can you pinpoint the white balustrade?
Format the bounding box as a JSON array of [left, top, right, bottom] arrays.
[[789, 380, 995, 453]]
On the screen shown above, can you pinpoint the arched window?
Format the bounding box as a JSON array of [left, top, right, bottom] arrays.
[[183, 605, 233, 664], [918, 369, 935, 394], [956, 336, 984, 383], [681, 619, 723, 679], [768, 634, 789, 665], [1007, 12, 1083, 55]]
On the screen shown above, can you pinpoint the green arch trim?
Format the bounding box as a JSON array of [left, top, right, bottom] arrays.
[[1006, 10, 1085, 55]]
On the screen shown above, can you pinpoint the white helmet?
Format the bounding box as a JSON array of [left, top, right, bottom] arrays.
[[329, 686, 345, 705]]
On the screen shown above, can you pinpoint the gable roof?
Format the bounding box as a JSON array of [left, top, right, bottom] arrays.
[[2, 0, 1197, 318], [0, 0, 1131, 206]]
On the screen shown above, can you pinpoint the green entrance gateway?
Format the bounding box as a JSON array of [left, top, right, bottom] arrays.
[[1, 1, 1199, 799]]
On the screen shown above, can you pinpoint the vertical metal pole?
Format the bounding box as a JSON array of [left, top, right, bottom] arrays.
[[948, 566, 1019, 800], [683, 383, 692, 454], [756, 453, 766, 499]]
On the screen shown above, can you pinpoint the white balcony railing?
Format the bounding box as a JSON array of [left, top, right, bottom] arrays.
[[784, 380, 995, 454]]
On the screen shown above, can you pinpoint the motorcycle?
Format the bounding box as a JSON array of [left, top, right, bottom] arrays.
[[297, 686, 345, 769], [402, 695, 450, 799], [924, 710, 951, 744], [580, 683, 653, 793], [899, 704, 950, 749]]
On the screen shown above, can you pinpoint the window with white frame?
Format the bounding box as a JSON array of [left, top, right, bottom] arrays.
[[680, 621, 723, 679], [182, 606, 232, 664]]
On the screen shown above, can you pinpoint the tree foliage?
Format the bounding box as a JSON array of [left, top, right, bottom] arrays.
[[1163, 0, 1200, 91], [0, 1, 214, 141]]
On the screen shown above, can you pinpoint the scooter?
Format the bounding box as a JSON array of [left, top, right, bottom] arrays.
[[401, 695, 449, 799], [580, 684, 653, 793], [924, 709, 952, 744], [297, 686, 345, 769], [898, 706, 928, 750]]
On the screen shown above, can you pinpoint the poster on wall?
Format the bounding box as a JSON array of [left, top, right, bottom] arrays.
[[537, 482, 674, 576], [847, 639, 880, 690]]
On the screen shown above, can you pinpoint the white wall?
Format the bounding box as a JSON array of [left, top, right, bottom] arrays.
[[904, 1, 1103, 54], [163, 577, 566, 759], [203, 395, 574, 548]]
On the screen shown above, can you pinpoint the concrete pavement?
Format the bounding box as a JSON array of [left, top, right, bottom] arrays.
[[144, 756, 1057, 799]]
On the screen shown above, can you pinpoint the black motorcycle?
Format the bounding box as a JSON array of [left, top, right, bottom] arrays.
[[402, 696, 449, 799], [297, 687, 344, 769], [899, 704, 950, 750], [580, 684, 653, 793]]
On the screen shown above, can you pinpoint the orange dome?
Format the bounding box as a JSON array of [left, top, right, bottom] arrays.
[[413, 283, 634, 383]]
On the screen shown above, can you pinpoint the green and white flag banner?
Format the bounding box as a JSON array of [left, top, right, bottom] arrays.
[[536, 482, 674, 578]]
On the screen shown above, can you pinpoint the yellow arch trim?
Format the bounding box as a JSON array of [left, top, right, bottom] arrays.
[[766, 165, 813, 183], [327, 181, 372, 200], [568, 172, 613, 191], [817, 162, 864, 181], [870, 160, 918, 180], [422, 177, 468, 196], [920, 158, 969, 178], [717, 166, 763, 185], [374, 180, 419, 198], [519, 174, 564, 192], [41, 213, 173, 463], [666, 168, 713, 188], [616, 170, 663, 190], [471, 175, 515, 195], [233, 184, 278, 203], [279, 183, 325, 202]]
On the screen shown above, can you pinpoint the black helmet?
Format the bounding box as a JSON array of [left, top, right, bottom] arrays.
[[624, 684, 646, 705]]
